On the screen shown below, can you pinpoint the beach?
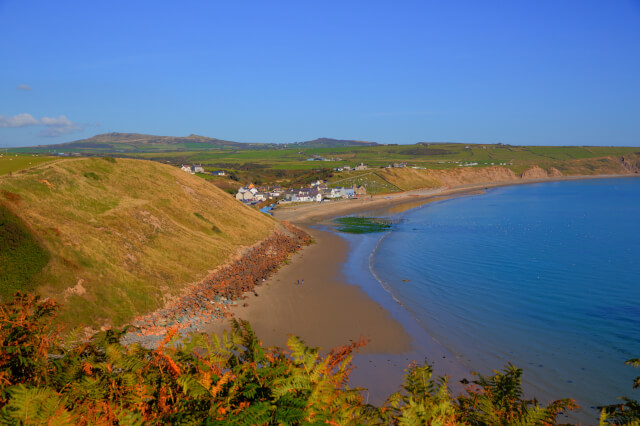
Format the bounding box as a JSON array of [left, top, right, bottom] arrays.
[[205, 227, 412, 354]]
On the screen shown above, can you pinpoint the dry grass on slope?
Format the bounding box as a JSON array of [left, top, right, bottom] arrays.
[[0, 157, 276, 329], [378, 168, 444, 191]]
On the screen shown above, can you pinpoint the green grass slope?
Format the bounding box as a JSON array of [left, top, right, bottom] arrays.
[[0, 157, 276, 329], [0, 203, 50, 295]]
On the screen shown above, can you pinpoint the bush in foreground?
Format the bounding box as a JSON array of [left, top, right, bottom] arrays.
[[0, 293, 585, 424]]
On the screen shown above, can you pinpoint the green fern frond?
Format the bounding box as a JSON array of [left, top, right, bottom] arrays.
[[177, 375, 211, 398], [0, 385, 73, 425]]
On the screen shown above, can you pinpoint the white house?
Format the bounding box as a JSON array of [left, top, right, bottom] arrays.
[[193, 164, 205, 173], [269, 187, 283, 197], [355, 163, 367, 171], [181, 164, 195, 174], [287, 188, 323, 203]]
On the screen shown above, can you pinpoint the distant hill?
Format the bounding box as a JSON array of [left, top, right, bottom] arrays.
[[21, 132, 250, 153], [15, 133, 379, 154], [0, 157, 277, 329]]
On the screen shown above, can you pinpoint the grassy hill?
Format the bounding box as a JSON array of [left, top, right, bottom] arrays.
[[0, 157, 276, 329], [14, 133, 249, 154], [11, 133, 380, 154]]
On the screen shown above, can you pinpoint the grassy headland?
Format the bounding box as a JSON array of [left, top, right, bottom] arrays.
[[0, 157, 276, 329]]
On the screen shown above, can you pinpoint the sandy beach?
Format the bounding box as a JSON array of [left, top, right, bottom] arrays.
[[206, 227, 412, 354]]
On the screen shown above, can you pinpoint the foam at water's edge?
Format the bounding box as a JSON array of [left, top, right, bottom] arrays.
[[367, 230, 404, 306]]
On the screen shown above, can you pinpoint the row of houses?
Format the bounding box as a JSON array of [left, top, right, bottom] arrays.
[[282, 185, 365, 202], [235, 181, 366, 204], [235, 184, 283, 203]]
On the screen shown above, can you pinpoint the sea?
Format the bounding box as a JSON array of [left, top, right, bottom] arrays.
[[350, 177, 640, 421]]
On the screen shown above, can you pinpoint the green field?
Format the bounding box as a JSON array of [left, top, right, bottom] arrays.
[[0, 154, 57, 176], [126, 144, 639, 171]]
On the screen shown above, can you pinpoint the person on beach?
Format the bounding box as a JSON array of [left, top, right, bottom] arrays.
[[297, 279, 299, 285]]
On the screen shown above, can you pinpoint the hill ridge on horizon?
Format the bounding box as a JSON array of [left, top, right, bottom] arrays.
[[20, 132, 381, 153]]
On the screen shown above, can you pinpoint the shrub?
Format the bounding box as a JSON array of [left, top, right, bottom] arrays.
[[0, 293, 584, 425], [83, 172, 100, 180]]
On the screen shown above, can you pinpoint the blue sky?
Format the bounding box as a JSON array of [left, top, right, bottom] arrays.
[[1, 0, 639, 147]]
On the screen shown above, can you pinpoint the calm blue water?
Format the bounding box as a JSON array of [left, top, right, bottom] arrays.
[[371, 178, 640, 415]]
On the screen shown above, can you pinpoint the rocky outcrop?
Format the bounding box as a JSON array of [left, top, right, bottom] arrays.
[[548, 167, 563, 177], [621, 155, 640, 174], [521, 165, 549, 179]]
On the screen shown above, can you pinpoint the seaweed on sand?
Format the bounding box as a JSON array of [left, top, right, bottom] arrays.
[[334, 216, 392, 234]]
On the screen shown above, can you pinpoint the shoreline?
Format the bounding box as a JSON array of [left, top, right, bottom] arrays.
[[204, 224, 473, 404], [273, 173, 639, 226], [126, 172, 638, 406], [232, 173, 640, 405]]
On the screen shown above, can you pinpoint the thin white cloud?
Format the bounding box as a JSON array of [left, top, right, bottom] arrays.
[[0, 113, 39, 127], [0, 113, 84, 137], [17, 84, 32, 91], [39, 116, 83, 137]]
